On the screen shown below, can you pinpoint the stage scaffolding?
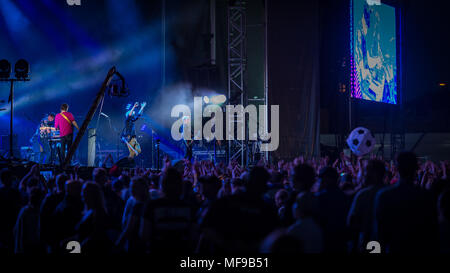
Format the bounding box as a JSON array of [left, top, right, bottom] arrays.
[[226, 0, 268, 166]]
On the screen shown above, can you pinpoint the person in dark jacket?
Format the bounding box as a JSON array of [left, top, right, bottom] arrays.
[[373, 152, 439, 253]]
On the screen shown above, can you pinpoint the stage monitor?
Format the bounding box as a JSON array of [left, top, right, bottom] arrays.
[[351, 0, 397, 104]]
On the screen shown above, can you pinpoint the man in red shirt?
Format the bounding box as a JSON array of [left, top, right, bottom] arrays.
[[54, 103, 79, 164]]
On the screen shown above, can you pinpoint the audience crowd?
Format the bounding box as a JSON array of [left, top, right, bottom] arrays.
[[0, 151, 449, 254]]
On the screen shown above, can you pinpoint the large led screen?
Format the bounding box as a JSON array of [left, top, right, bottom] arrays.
[[351, 0, 397, 104]]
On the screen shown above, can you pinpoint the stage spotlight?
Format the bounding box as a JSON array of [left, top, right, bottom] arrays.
[[203, 96, 210, 104], [210, 94, 227, 105], [14, 59, 29, 79], [0, 59, 11, 79]]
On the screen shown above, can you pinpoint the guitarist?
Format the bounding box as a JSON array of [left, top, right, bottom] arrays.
[[122, 102, 147, 158], [55, 103, 79, 164]]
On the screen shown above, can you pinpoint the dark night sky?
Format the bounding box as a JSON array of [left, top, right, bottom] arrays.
[[403, 0, 450, 101]]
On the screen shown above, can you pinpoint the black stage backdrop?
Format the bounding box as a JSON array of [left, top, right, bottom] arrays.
[[267, 0, 321, 159]]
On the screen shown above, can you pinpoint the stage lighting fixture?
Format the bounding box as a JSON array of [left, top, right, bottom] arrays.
[[14, 59, 30, 79], [210, 94, 227, 105], [203, 96, 210, 104], [0, 59, 11, 79]]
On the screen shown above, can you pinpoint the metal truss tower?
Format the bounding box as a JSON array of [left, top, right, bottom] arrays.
[[227, 0, 247, 165]]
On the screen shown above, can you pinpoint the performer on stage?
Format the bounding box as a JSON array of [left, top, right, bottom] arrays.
[[31, 113, 56, 164], [55, 103, 79, 164], [122, 101, 146, 158]]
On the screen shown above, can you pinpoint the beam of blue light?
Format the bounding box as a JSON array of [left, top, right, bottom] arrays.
[[40, 0, 101, 53], [0, 0, 30, 33], [0, 0, 32, 52], [15, 0, 70, 52], [0, 25, 166, 117], [140, 117, 184, 157]]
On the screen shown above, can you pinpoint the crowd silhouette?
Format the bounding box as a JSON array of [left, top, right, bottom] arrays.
[[0, 151, 449, 254]]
